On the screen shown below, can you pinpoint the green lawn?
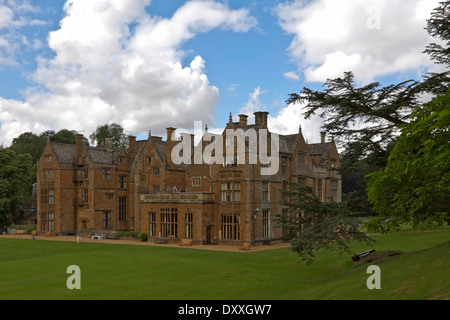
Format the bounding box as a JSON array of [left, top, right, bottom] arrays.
[[1, 228, 449, 300]]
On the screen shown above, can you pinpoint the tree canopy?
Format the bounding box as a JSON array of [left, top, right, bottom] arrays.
[[281, 0, 450, 261], [424, 0, 450, 66], [287, 1, 449, 153], [89, 123, 128, 150], [276, 183, 374, 264], [366, 89, 450, 231], [0, 148, 33, 226]]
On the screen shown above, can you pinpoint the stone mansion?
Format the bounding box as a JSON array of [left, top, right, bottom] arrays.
[[36, 111, 341, 246]]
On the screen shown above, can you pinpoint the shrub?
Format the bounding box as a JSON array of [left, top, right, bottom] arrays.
[[116, 231, 139, 239], [25, 225, 37, 234], [138, 232, 148, 242]]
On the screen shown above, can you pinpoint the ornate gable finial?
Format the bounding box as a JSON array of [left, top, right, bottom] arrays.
[[205, 124, 208, 132], [229, 112, 233, 122]]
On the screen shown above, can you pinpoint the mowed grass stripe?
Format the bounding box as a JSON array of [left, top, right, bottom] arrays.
[[1, 229, 449, 300]]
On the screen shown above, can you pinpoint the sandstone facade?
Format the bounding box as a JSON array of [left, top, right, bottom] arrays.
[[37, 111, 341, 246]]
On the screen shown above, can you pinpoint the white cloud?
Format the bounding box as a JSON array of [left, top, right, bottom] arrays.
[[283, 71, 300, 81], [276, 0, 441, 83], [0, 0, 257, 145], [0, 4, 14, 29], [237, 86, 269, 123], [235, 86, 323, 144], [268, 102, 325, 144], [240, 86, 263, 113]]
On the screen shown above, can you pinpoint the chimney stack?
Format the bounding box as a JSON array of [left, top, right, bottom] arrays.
[[238, 114, 248, 127], [128, 136, 137, 162], [254, 111, 262, 126], [105, 137, 113, 153], [320, 131, 326, 143], [75, 134, 84, 152], [261, 111, 269, 129], [128, 136, 136, 153], [166, 127, 176, 168]]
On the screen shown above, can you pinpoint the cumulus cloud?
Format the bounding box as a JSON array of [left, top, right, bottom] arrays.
[[267, 102, 325, 145], [283, 71, 300, 81], [276, 0, 440, 83], [234, 86, 322, 144], [236, 86, 270, 124], [0, 0, 257, 145], [240, 87, 264, 113]]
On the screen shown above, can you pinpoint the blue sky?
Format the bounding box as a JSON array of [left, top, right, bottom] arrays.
[[0, 0, 442, 146]]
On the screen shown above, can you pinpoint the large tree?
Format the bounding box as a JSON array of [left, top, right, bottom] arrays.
[[339, 139, 395, 215], [287, 0, 449, 153], [280, 1, 449, 261], [9, 132, 47, 165], [89, 123, 128, 150], [51, 129, 77, 144], [366, 89, 450, 231], [50, 129, 89, 146], [424, 0, 450, 66], [0, 148, 33, 227], [276, 183, 374, 264]]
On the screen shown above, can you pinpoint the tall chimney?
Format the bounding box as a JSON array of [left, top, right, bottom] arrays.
[[238, 114, 248, 127], [128, 135, 137, 162], [75, 134, 84, 152], [261, 111, 269, 129], [254, 111, 263, 126], [128, 136, 136, 153], [166, 127, 176, 168], [320, 131, 326, 143], [105, 137, 113, 153]]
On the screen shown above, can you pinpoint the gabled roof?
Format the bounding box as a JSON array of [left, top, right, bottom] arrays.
[[151, 137, 167, 165], [50, 142, 76, 164], [131, 136, 188, 170], [279, 134, 300, 154], [49, 141, 140, 165], [307, 142, 333, 156], [307, 142, 334, 166], [86, 147, 114, 164]]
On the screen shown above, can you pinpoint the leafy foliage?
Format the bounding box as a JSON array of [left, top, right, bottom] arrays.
[[89, 123, 128, 150], [424, 0, 450, 66], [338, 139, 395, 215], [366, 89, 450, 231], [0, 148, 33, 226], [10, 132, 47, 164], [275, 183, 374, 264], [287, 72, 449, 151]]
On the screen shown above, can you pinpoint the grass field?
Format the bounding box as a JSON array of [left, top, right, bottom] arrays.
[[1, 228, 449, 300]]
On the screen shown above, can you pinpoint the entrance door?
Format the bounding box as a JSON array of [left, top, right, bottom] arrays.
[[206, 226, 212, 244]]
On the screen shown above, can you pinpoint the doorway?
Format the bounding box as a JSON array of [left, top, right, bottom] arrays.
[[206, 226, 212, 244]]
